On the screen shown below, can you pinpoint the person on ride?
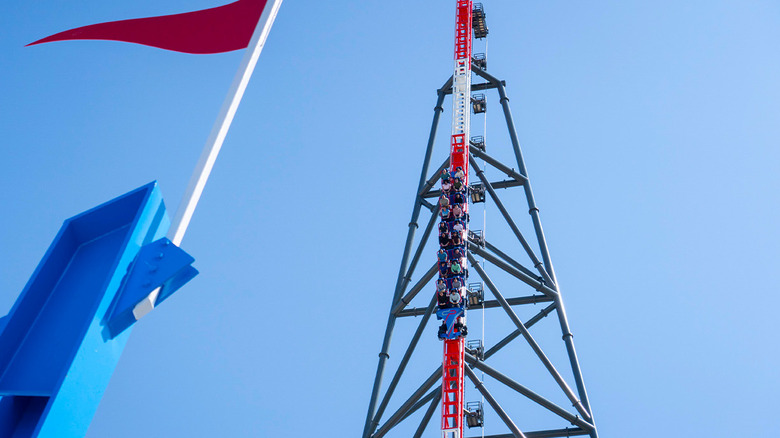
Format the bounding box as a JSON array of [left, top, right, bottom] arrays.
[[453, 248, 463, 263], [452, 203, 463, 219], [448, 288, 462, 305], [438, 288, 449, 307], [453, 177, 464, 192], [450, 230, 462, 246], [439, 231, 451, 247], [454, 317, 467, 336], [452, 220, 464, 237], [441, 178, 452, 193]]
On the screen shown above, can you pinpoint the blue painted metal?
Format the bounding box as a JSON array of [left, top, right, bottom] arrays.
[[0, 182, 196, 438], [107, 237, 197, 337]]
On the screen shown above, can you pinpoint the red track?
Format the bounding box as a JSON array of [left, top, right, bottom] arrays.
[[441, 2, 472, 438]]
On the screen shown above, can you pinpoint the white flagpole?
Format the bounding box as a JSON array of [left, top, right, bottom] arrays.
[[168, 0, 284, 246], [133, 0, 284, 320]]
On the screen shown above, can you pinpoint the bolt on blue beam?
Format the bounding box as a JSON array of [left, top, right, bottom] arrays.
[[0, 182, 197, 438]]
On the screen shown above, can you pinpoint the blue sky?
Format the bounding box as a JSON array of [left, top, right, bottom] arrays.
[[1, 1, 779, 437]]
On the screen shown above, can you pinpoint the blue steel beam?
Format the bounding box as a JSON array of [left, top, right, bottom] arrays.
[[0, 182, 196, 438]]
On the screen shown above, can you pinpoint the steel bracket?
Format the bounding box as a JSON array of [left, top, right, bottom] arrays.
[[106, 237, 197, 337]]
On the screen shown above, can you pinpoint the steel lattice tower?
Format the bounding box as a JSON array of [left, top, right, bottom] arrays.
[[361, 3, 599, 438]]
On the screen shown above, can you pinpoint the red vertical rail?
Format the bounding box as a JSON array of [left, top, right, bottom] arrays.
[[450, 0, 472, 177], [440, 1, 472, 438], [441, 337, 465, 436]]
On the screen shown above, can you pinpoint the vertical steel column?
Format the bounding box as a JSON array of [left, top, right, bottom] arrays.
[[495, 83, 557, 285], [363, 88, 448, 438], [494, 81, 599, 438], [554, 299, 599, 438]]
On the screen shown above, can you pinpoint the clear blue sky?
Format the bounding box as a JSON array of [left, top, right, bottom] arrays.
[[2, 1, 779, 437]]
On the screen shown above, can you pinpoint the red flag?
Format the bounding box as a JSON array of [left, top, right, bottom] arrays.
[[27, 0, 269, 54]]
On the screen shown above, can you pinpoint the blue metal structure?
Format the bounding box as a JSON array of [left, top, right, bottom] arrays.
[[0, 182, 196, 438]]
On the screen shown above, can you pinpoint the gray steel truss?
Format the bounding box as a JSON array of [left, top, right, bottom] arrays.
[[362, 67, 599, 438]]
